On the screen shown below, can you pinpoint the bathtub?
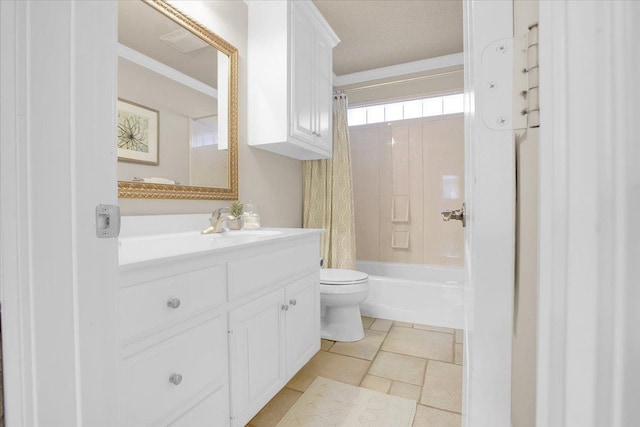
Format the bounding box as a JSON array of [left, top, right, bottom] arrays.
[[356, 261, 465, 329]]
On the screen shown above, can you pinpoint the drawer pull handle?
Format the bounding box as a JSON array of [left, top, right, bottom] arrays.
[[289, 299, 297, 306], [281, 304, 289, 311], [167, 298, 181, 309], [169, 373, 183, 385]]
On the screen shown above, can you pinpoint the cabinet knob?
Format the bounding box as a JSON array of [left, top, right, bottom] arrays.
[[281, 304, 289, 311], [167, 298, 181, 309], [169, 373, 183, 385], [289, 299, 297, 306]]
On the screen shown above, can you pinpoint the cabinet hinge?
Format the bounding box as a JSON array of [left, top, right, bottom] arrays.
[[228, 329, 233, 334]]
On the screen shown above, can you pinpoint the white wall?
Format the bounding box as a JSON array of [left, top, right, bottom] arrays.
[[119, 1, 304, 228]]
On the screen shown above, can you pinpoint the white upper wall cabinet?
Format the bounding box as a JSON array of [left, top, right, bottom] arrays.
[[248, 0, 340, 160]]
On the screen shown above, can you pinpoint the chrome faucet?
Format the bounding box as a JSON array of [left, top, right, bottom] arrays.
[[202, 207, 236, 234]]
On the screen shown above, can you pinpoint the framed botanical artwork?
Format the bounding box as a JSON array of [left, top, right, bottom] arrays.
[[117, 99, 159, 165]]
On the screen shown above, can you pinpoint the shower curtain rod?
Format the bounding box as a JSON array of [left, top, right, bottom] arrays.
[[337, 69, 463, 92]]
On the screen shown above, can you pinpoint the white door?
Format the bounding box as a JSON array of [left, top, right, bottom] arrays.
[[537, 1, 640, 426], [228, 288, 286, 426], [462, 1, 515, 426], [285, 274, 320, 377], [0, 1, 120, 426]]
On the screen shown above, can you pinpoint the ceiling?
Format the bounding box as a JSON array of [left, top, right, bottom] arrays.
[[313, 0, 463, 76]]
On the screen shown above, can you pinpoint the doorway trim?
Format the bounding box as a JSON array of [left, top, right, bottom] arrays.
[[462, 1, 515, 426]]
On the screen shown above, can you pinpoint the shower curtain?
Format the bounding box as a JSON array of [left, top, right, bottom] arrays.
[[303, 94, 356, 270]]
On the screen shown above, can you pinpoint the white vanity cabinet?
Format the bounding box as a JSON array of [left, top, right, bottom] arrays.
[[228, 273, 319, 426], [247, 0, 339, 160], [117, 227, 322, 426]]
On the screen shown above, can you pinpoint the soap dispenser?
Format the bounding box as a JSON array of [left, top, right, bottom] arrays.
[[242, 200, 261, 229]]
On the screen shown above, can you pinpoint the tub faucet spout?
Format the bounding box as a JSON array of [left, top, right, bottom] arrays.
[[202, 207, 235, 234]]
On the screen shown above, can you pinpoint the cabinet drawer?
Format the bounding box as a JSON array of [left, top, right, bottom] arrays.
[[120, 315, 227, 427], [228, 243, 318, 300], [169, 384, 230, 427], [120, 265, 226, 341]]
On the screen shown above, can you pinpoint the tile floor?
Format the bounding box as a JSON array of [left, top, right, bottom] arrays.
[[247, 317, 464, 427]]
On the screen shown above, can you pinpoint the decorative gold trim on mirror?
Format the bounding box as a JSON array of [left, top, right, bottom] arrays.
[[118, 0, 239, 200]]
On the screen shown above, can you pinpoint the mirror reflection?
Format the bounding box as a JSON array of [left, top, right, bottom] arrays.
[[117, 0, 230, 190]]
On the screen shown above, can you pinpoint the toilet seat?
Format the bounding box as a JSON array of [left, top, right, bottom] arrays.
[[320, 282, 368, 294], [320, 269, 368, 285]]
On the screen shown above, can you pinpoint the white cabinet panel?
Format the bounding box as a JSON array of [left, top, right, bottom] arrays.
[[286, 274, 321, 377], [169, 385, 230, 427], [228, 243, 318, 300], [120, 315, 227, 427], [315, 35, 333, 150], [120, 265, 226, 341], [229, 288, 286, 425], [229, 273, 320, 425], [291, 4, 315, 145]]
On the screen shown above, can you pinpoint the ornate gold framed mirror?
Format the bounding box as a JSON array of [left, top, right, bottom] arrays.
[[117, 0, 238, 200]]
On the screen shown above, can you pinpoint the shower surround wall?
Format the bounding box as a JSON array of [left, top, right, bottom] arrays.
[[350, 115, 464, 266]]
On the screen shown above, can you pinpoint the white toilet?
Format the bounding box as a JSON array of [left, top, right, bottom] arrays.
[[320, 269, 369, 342]]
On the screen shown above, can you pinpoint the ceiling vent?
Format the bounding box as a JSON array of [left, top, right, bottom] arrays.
[[159, 28, 208, 53]]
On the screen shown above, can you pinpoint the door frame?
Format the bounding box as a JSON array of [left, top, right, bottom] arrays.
[[0, 1, 120, 425], [462, 1, 515, 425]]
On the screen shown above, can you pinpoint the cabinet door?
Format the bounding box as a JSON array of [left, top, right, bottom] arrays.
[[285, 273, 320, 377], [228, 288, 286, 426], [315, 35, 333, 155], [290, 2, 316, 145]]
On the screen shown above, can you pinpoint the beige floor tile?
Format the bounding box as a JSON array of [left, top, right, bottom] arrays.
[[329, 329, 386, 360], [361, 316, 375, 329], [360, 374, 392, 393], [370, 318, 394, 332], [455, 329, 464, 344], [248, 387, 302, 427], [382, 326, 454, 362], [414, 324, 455, 334], [368, 351, 427, 385], [394, 321, 414, 328], [420, 361, 463, 413], [320, 339, 335, 351], [413, 404, 462, 427], [390, 381, 421, 401], [454, 343, 463, 365], [286, 351, 371, 392]]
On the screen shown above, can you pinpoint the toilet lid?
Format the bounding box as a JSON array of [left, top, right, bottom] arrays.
[[320, 269, 368, 285]]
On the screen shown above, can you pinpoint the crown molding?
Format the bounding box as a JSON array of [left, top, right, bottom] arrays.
[[333, 52, 463, 87]]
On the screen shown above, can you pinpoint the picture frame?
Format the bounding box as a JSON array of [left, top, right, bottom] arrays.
[[117, 98, 159, 165]]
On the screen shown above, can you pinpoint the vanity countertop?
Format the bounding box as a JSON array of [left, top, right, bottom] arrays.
[[119, 227, 324, 268]]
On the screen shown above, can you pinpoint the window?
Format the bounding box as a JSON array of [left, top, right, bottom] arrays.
[[347, 93, 464, 127], [191, 116, 218, 147]]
